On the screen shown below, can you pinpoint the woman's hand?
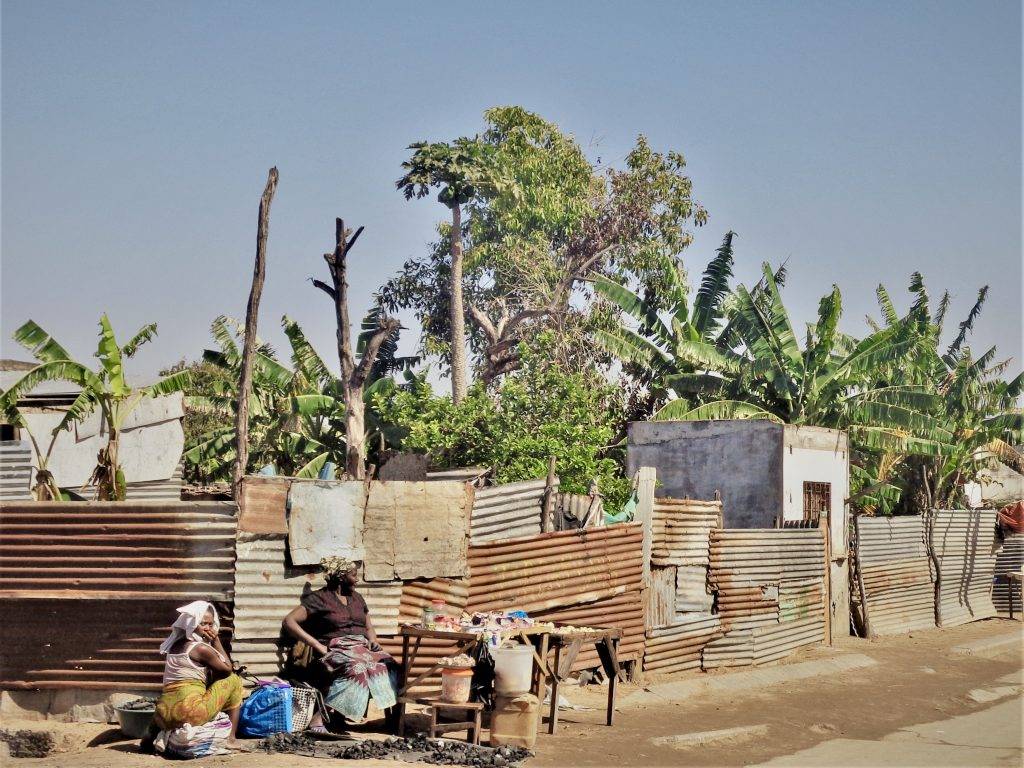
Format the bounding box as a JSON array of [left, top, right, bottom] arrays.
[[314, 641, 330, 657], [199, 626, 218, 644]]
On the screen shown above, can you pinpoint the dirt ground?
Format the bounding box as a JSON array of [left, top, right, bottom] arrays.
[[4, 618, 1021, 768]]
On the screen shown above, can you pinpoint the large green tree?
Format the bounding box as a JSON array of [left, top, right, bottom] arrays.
[[385, 107, 708, 387]]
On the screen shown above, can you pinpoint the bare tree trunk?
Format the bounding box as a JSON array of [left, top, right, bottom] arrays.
[[449, 204, 468, 404], [314, 218, 400, 480], [233, 167, 279, 499], [345, 391, 366, 478]]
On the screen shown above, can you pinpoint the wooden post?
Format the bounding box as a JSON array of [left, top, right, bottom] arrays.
[[233, 167, 278, 499], [635, 467, 656, 594], [821, 508, 833, 646], [541, 455, 556, 532]]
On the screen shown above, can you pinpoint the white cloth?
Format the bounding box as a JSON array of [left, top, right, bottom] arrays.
[[154, 711, 231, 758], [159, 600, 220, 655], [163, 641, 207, 684]]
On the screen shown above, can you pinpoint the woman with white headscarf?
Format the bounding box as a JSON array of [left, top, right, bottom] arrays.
[[143, 601, 244, 752]]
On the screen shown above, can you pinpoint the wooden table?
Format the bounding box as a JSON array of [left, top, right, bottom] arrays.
[[542, 627, 622, 734], [396, 624, 623, 737]]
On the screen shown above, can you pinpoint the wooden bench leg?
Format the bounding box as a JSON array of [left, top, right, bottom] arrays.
[[472, 707, 482, 745]]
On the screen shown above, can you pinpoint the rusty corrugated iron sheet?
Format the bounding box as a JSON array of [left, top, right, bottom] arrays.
[[0, 500, 236, 600], [646, 566, 677, 629], [651, 498, 721, 568], [853, 515, 934, 636], [676, 565, 713, 614], [466, 524, 643, 614], [537, 589, 646, 669], [237, 475, 293, 534], [994, 532, 1024, 616], [644, 613, 721, 674], [470, 478, 554, 544], [704, 528, 826, 667], [930, 509, 998, 627], [0, 598, 234, 691]]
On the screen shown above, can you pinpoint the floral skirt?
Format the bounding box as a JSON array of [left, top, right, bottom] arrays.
[[155, 675, 243, 730]]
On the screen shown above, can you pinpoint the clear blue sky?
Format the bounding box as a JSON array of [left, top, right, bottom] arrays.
[[2, 1, 1021, 383]]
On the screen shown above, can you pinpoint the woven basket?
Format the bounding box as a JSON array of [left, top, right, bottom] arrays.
[[290, 684, 323, 732]]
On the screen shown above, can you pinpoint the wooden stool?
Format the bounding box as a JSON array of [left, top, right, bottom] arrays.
[[398, 696, 484, 745]]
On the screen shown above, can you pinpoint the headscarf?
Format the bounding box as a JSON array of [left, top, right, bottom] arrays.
[[320, 555, 357, 580], [159, 600, 220, 655]]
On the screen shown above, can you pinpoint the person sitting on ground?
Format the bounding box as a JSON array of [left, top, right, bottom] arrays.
[[282, 556, 399, 732], [142, 601, 244, 753]]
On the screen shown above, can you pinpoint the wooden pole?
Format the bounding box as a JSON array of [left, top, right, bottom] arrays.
[[541, 455, 557, 532], [233, 167, 279, 499]]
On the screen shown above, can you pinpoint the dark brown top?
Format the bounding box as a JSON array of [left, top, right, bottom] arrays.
[[300, 587, 369, 641]]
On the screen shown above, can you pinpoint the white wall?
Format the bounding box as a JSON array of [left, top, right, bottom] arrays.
[[782, 426, 850, 639], [20, 393, 185, 488]]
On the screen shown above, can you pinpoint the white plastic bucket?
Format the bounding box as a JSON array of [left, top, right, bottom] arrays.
[[491, 645, 533, 695]]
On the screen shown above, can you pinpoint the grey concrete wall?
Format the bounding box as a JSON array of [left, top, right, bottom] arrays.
[[627, 420, 784, 528]]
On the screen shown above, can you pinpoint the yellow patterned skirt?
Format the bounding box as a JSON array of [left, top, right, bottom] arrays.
[[155, 675, 243, 730]]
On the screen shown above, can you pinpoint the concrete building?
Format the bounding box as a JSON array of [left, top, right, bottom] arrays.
[[627, 419, 850, 637]]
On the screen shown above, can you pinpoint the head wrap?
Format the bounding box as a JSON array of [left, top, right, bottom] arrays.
[[320, 556, 357, 579], [159, 600, 220, 655]]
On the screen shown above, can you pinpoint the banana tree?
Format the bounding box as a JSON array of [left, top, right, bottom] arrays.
[[0, 397, 62, 500], [4, 316, 190, 500]]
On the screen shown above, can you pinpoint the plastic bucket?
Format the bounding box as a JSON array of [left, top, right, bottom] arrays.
[[439, 667, 473, 703], [489, 693, 539, 749], [491, 645, 533, 695], [114, 705, 155, 739]]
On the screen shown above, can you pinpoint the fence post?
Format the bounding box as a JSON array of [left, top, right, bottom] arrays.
[[635, 467, 657, 591]]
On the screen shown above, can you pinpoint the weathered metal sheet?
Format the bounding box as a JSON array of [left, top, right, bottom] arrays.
[[993, 533, 1024, 616], [853, 515, 934, 636], [466, 524, 643, 614], [238, 475, 292, 534], [287, 480, 366, 565], [752, 617, 824, 665], [0, 441, 33, 501], [644, 613, 722, 673], [709, 528, 825, 633], [647, 566, 677, 629], [363, 481, 472, 581], [651, 498, 721, 567], [554, 492, 602, 530], [427, 467, 490, 484], [232, 536, 401, 641], [124, 463, 184, 502], [471, 478, 554, 544], [0, 598, 233, 691], [929, 509, 999, 627], [0, 501, 237, 600], [676, 565, 713, 614]]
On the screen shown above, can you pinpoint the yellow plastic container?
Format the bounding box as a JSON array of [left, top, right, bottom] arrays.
[[489, 693, 539, 749]]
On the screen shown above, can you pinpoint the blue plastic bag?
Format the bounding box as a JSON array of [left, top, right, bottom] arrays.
[[238, 682, 293, 737]]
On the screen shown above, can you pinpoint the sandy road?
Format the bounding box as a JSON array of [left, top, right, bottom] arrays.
[[6, 618, 1021, 767]]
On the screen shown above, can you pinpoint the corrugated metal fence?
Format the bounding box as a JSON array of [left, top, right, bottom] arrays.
[[0, 441, 32, 501], [0, 500, 237, 692], [470, 478, 554, 544], [853, 515, 934, 636], [993, 532, 1023, 616], [929, 509, 999, 627]]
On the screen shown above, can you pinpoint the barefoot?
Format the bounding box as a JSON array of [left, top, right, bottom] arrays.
[[224, 738, 246, 750]]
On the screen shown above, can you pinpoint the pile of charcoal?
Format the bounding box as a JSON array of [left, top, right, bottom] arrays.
[[334, 736, 531, 766], [0, 729, 56, 758], [258, 731, 319, 755]]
